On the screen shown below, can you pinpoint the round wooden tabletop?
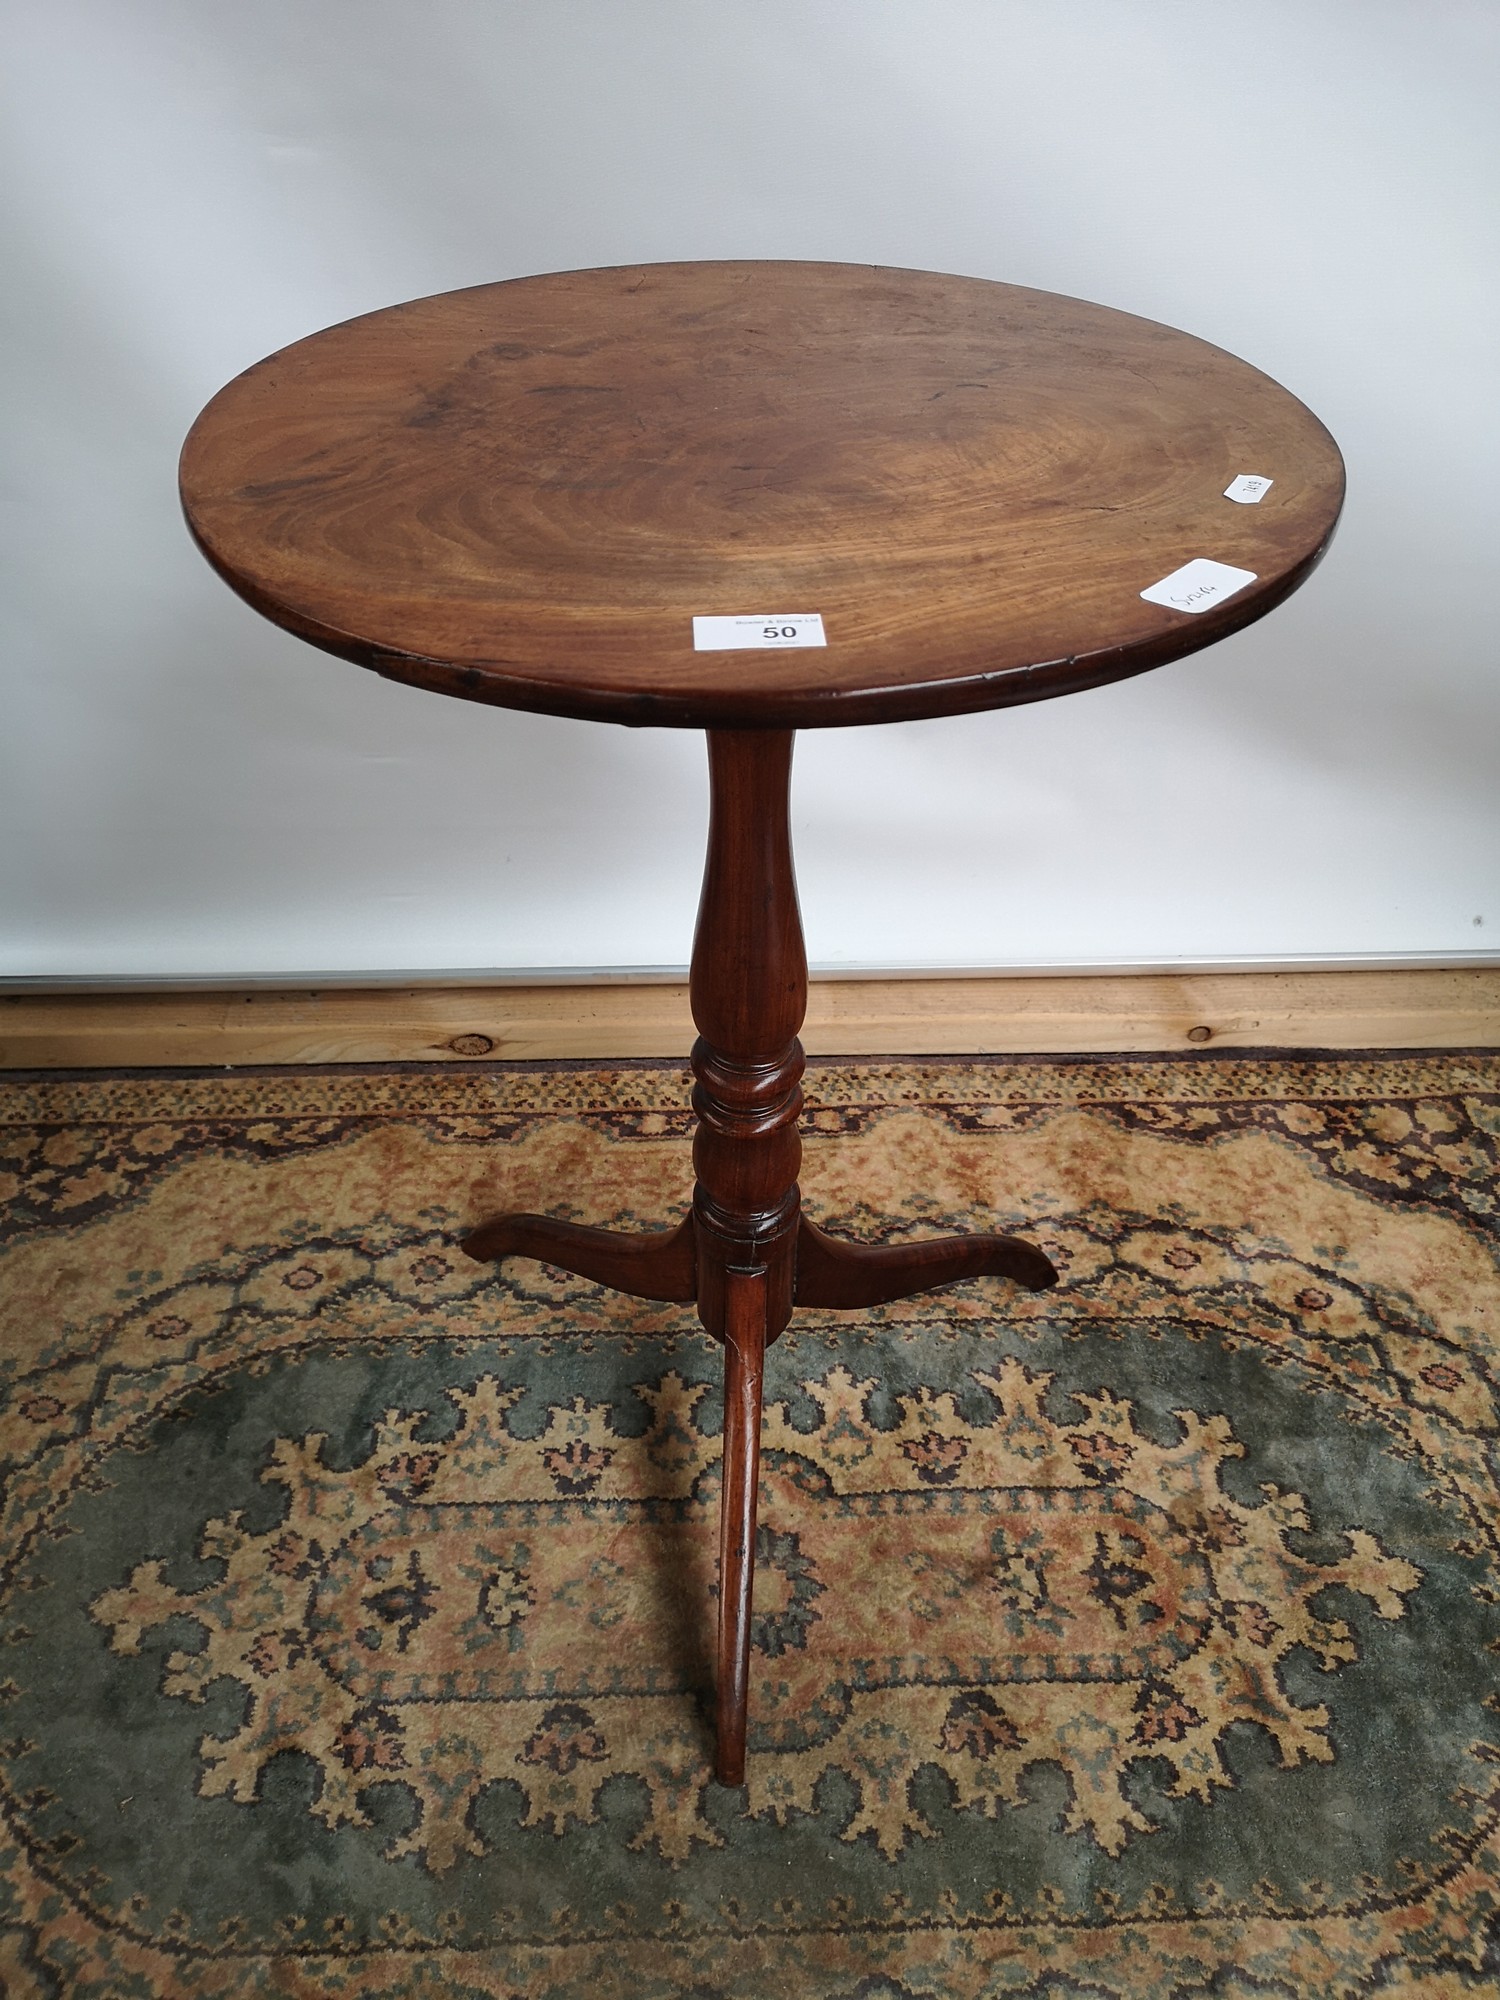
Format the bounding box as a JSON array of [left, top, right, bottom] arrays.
[[180, 262, 1344, 730]]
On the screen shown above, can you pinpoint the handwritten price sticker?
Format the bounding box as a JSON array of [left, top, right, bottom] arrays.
[[1224, 474, 1273, 504], [1140, 558, 1257, 616], [692, 614, 827, 651]]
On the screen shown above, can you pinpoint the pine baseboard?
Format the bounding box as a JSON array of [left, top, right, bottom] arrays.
[[2, 968, 1497, 1069]]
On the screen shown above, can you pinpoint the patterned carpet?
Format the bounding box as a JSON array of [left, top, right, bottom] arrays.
[[0, 1051, 1498, 1998]]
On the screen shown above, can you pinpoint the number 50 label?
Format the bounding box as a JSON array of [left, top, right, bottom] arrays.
[[693, 613, 827, 651]]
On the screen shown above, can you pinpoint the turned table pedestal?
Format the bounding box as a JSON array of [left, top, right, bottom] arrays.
[[180, 260, 1343, 1785]]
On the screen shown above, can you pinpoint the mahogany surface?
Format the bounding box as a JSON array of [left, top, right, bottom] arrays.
[[180, 261, 1344, 730], [182, 263, 1344, 1788]]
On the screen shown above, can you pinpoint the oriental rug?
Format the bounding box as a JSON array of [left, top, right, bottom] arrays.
[[0, 1051, 1497, 1998]]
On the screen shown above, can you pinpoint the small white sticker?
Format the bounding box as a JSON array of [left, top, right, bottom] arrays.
[[692, 613, 826, 651], [1140, 558, 1257, 616], [1224, 473, 1273, 505]]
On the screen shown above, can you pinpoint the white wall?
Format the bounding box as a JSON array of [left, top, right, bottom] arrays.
[[3, 0, 1496, 983]]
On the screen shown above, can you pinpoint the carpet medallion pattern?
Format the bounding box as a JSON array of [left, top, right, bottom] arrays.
[[0, 1053, 1496, 1997]]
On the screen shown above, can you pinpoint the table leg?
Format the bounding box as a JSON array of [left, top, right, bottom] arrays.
[[461, 725, 1057, 1784], [685, 730, 805, 1776], [796, 1212, 1056, 1303], [715, 1265, 767, 1785], [461, 1209, 695, 1300]]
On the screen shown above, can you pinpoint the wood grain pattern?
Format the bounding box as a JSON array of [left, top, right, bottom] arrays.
[[4, 970, 1497, 1069], [180, 261, 1345, 729]]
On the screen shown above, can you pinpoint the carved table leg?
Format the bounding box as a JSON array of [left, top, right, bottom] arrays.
[[715, 1266, 768, 1786], [796, 1213, 1056, 1305], [461, 724, 1057, 1786], [461, 1209, 695, 1301], [688, 729, 805, 1782]]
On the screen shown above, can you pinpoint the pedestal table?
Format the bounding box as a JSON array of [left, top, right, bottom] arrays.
[[180, 260, 1344, 1785]]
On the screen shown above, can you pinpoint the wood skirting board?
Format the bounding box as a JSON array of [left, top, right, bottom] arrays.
[[1, 969, 1497, 1069]]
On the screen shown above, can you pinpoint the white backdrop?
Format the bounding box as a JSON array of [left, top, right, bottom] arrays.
[[3, 0, 1497, 983]]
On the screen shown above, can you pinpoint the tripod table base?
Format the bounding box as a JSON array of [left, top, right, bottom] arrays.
[[459, 727, 1057, 1787]]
